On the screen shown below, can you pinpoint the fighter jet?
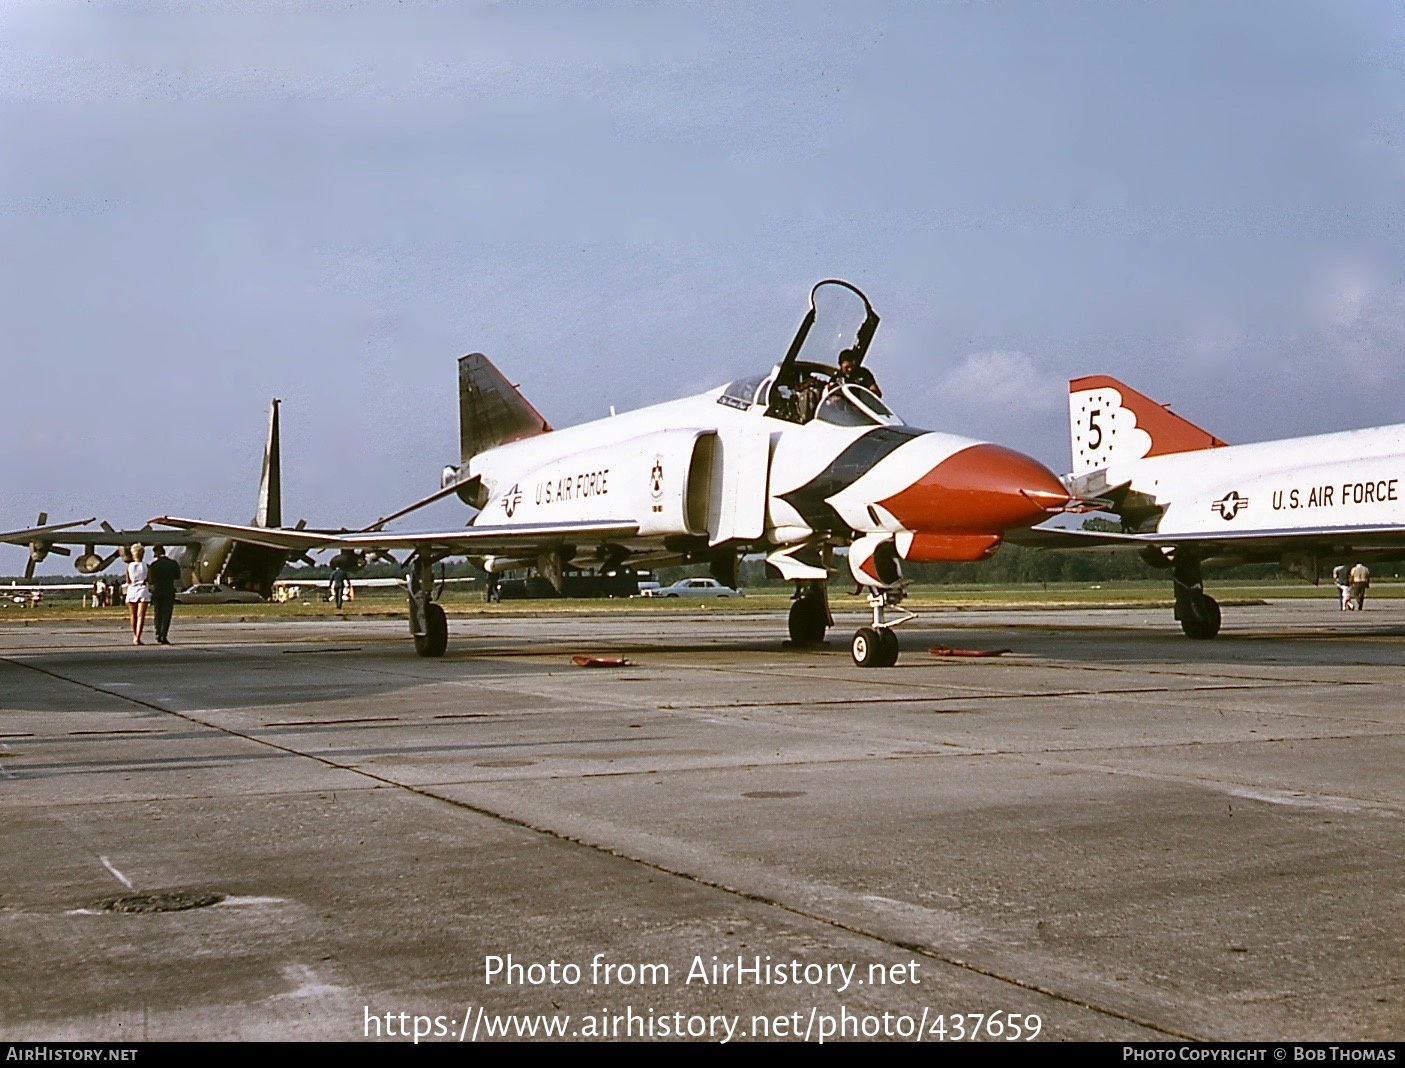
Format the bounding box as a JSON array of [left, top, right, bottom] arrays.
[[1, 400, 300, 598], [1014, 375, 1405, 638], [153, 280, 1072, 666]]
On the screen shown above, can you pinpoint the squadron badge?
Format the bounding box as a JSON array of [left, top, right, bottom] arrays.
[[650, 455, 665, 513]]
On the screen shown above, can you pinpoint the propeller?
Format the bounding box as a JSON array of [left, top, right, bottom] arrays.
[[25, 540, 71, 578], [24, 511, 55, 579]]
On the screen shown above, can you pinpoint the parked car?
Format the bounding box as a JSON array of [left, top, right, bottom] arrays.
[[174, 583, 265, 605], [643, 578, 744, 598]]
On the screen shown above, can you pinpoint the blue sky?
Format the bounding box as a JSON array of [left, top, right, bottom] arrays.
[[4, 1, 1405, 559]]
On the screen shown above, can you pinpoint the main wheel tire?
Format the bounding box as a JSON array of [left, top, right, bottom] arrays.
[[788, 596, 827, 644], [1181, 595, 1222, 640], [851, 627, 883, 667], [414, 602, 448, 657], [877, 627, 900, 667]]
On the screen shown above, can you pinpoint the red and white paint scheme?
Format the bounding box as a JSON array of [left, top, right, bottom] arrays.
[[152, 281, 1070, 665], [1019, 375, 1405, 638]]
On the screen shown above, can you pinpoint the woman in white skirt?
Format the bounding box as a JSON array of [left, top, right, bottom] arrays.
[[125, 544, 151, 645]]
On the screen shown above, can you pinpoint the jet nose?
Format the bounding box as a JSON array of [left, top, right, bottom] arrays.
[[878, 443, 1070, 533]]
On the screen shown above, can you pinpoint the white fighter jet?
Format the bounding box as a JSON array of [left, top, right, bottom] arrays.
[[1016, 375, 1405, 638], [153, 280, 1072, 665]]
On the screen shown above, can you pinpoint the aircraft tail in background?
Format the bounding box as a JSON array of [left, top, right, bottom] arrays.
[[254, 398, 281, 528], [1068, 375, 1227, 476]]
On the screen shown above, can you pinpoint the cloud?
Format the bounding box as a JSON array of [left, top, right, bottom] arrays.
[[936, 350, 1064, 415], [1313, 257, 1405, 391]]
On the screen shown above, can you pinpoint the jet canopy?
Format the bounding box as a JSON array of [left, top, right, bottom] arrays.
[[716, 279, 901, 428]]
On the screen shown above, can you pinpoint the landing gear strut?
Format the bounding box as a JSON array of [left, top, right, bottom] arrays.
[[409, 555, 448, 657], [788, 580, 831, 645], [1173, 557, 1221, 640], [852, 585, 912, 667]]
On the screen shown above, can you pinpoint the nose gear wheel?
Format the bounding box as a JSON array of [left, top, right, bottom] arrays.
[[851, 585, 911, 667]]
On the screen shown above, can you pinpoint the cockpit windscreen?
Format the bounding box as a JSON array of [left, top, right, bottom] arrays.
[[814, 385, 902, 427]]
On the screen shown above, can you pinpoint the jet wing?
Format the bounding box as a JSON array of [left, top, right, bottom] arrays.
[[1010, 522, 1405, 557], [150, 516, 642, 556]]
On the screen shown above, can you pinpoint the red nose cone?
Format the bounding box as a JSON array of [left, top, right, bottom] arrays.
[[878, 443, 1070, 533]]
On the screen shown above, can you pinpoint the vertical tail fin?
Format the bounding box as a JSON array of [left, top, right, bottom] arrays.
[[254, 398, 281, 528], [458, 353, 551, 466], [1069, 376, 1226, 475]]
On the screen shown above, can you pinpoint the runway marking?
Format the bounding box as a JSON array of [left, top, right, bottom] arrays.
[[270, 963, 346, 1002], [99, 856, 134, 889], [1224, 787, 1388, 816]]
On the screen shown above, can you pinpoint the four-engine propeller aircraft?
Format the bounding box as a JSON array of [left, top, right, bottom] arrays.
[[1, 400, 303, 598], [1015, 375, 1405, 638], [152, 280, 1071, 666]]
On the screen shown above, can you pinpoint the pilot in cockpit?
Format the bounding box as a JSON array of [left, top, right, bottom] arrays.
[[828, 347, 881, 397]]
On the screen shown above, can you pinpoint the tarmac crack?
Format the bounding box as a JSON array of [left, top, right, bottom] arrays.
[[673, 681, 1309, 711]]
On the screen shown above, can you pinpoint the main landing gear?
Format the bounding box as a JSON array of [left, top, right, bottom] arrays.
[[788, 580, 831, 645], [409, 554, 448, 657], [851, 585, 913, 668], [1173, 556, 1221, 640]]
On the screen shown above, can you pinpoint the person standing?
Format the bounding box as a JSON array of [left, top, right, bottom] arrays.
[[1349, 562, 1371, 611], [1332, 564, 1352, 610], [147, 545, 182, 645], [124, 545, 151, 645], [330, 564, 348, 609]]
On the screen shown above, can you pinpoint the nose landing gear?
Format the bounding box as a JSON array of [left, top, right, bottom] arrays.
[[852, 585, 912, 667]]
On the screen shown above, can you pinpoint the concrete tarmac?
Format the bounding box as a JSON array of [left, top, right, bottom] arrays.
[[1, 600, 1402, 1042]]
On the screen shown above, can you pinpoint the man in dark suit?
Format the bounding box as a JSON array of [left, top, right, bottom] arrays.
[[148, 545, 183, 645], [330, 565, 349, 609]]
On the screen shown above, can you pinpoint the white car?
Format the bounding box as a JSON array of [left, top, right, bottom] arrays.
[[173, 583, 264, 605], [644, 578, 744, 598]]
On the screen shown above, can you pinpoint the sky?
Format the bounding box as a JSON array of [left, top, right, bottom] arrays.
[[4, 0, 1405, 569]]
